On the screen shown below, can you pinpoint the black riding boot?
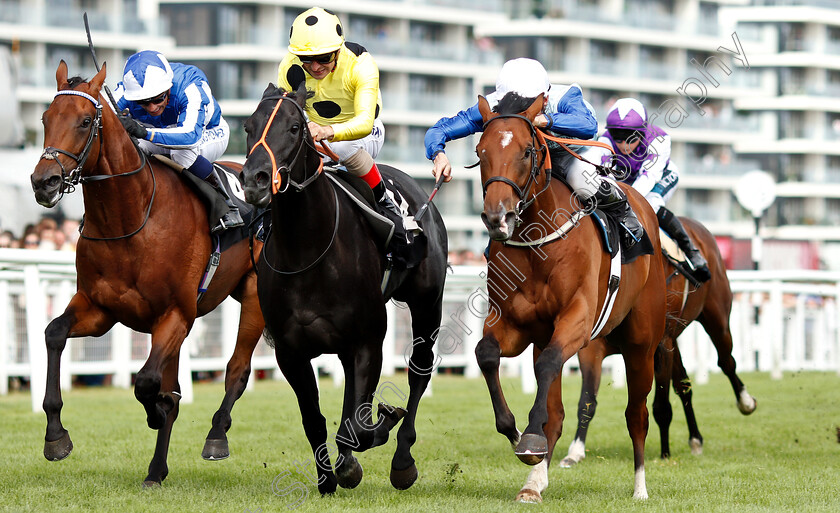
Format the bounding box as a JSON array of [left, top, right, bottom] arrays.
[[657, 208, 711, 282], [203, 165, 245, 233], [373, 181, 409, 248], [593, 181, 644, 247]]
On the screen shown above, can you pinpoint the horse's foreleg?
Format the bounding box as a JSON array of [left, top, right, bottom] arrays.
[[698, 309, 756, 415], [135, 311, 189, 433], [43, 295, 114, 461], [516, 355, 564, 504], [516, 339, 578, 466], [144, 358, 181, 487], [276, 349, 337, 496], [475, 334, 520, 447], [623, 341, 656, 500], [671, 342, 703, 455], [389, 296, 442, 490], [203, 294, 265, 461], [652, 342, 674, 459], [560, 338, 612, 468]]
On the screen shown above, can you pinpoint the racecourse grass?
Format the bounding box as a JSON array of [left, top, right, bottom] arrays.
[[0, 370, 838, 512]]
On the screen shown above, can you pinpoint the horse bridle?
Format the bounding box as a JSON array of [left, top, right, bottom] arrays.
[[40, 89, 155, 241], [479, 114, 551, 224], [248, 91, 340, 276], [247, 93, 323, 194]]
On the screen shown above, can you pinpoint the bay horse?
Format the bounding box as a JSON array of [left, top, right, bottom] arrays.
[[30, 61, 265, 486], [473, 94, 666, 502], [561, 216, 757, 465], [240, 83, 448, 495]]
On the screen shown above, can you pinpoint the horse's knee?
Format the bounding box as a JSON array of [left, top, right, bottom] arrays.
[[45, 316, 72, 352], [475, 336, 501, 372]]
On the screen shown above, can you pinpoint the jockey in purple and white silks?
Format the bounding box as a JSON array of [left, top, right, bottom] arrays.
[[425, 58, 644, 246], [581, 98, 710, 281], [114, 50, 242, 232]]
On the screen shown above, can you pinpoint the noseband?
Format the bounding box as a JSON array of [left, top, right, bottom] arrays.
[[480, 114, 550, 223], [247, 93, 323, 194]]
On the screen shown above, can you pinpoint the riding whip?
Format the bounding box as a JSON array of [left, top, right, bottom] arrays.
[[414, 173, 445, 222], [83, 12, 119, 111]]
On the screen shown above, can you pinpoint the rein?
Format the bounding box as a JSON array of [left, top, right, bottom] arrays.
[[41, 89, 156, 241], [480, 114, 551, 225], [247, 93, 323, 194]]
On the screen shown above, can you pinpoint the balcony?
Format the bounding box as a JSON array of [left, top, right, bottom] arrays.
[[0, 0, 165, 36]]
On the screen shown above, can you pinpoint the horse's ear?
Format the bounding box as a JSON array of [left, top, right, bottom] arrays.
[[294, 80, 307, 108], [56, 60, 69, 90], [262, 83, 276, 98], [524, 93, 545, 121], [89, 62, 107, 95], [477, 95, 496, 123]]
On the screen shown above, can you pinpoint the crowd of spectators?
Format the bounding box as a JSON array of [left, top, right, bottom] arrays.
[[0, 216, 80, 251]]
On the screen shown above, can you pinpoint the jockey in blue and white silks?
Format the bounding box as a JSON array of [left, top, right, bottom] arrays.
[[114, 50, 242, 232], [579, 98, 710, 281], [425, 58, 644, 246]]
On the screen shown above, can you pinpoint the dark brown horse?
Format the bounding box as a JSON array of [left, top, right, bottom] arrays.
[[240, 84, 448, 495], [473, 94, 666, 502], [560, 216, 756, 466], [30, 61, 265, 486]]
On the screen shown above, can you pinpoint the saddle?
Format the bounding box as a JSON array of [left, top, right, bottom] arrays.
[[590, 208, 654, 264], [324, 167, 427, 271]]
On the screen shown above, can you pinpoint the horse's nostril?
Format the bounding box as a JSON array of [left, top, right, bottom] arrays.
[[255, 171, 270, 189], [47, 175, 62, 188]]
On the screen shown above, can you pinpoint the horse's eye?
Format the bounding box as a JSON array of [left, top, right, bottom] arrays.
[[523, 147, 532, 159], [81, 117, 91, 128], [291, 123, 300, 134]]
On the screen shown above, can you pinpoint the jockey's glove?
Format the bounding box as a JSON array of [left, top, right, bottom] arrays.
[[119, 109, 148, 140]]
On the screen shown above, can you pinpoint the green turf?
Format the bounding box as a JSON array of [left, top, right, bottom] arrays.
[[0, 370, 837, 512]]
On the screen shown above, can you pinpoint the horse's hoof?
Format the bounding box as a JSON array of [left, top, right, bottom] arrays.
[[689, 437, 703, 455], [202, 439, 230, 461], [390, 462, 418, 490], [737, 394, 757, 415], [44, 432, 73, 461], [142, 480, 162, 489], [336, 455, 363, 489], [515, 434, 547, 465], [378, 403, 407, 430], [558, 456, 579, 468], [515, 488, 542, 503]]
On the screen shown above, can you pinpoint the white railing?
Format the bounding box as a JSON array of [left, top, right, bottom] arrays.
[[2, 249, 839, 412]]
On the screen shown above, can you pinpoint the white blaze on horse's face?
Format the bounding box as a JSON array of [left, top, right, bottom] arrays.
[[500, 131, 513, 149]]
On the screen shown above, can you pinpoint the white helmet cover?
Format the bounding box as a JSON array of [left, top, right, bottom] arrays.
[[122, 50, 174, 101]]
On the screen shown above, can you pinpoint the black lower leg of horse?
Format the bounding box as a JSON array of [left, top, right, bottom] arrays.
[[277, 350, 337, 496], [652, 346, 674, 459], [144, 362, 181, 486], [43, 313, 73, 461], [476, 335, 518, 445], [671, 344, 703, 452], [390, 299, 441, 489]]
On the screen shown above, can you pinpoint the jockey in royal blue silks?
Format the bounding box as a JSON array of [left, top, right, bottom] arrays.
[[425, 58, 645, 246], [114, 50, 243, 232], [579, 97, 710, 281]]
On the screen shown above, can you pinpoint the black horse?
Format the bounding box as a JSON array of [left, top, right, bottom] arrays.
[[240, 83, 448, 494]]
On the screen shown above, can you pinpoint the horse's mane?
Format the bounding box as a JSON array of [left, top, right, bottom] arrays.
[[493, 92, 538, 115]]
